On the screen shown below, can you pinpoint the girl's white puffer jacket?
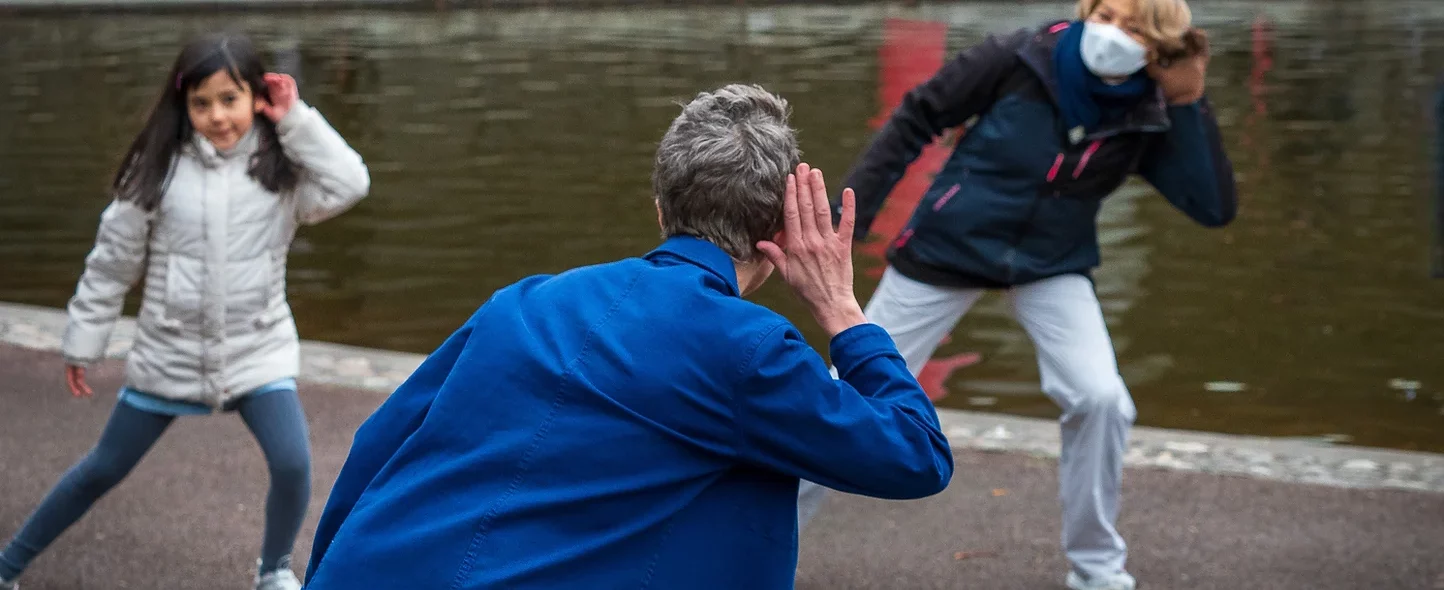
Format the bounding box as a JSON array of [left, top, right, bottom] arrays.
[[62, 102, 370, 409]]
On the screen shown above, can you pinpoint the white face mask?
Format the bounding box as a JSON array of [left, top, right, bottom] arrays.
[[1080, 21, 1149, 78]]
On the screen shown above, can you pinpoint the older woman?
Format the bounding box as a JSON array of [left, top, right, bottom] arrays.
[[799, 1, 1236, 589], [301, 84, 953, 590]]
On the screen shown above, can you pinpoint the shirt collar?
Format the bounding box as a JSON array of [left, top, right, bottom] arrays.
[[644, 235, 740, 297]]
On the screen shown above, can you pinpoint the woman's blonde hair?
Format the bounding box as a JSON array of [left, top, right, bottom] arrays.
[[1076, 0, 1192, 55]]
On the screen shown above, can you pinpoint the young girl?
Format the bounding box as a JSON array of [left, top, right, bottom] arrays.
[[798, 0, 1234, 589], [0, 33, 370, 590]]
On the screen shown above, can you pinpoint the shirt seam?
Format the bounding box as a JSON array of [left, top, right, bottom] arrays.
[[448, 269, 647, 589], [728, 320, 793, 459]]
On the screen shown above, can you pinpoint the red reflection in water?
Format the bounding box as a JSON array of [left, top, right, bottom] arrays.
[[1241, 14, 1273, 171], [859, 18, 955, 278], [864, 19, 981, 402], [918, 352, 984, 401]]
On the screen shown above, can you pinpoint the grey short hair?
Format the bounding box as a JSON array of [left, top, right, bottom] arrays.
[[653, 84, 801, 261]]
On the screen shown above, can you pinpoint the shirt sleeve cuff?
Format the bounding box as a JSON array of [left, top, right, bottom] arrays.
[[828, 323, 901, 376], [1166, 100, 1204, 116]]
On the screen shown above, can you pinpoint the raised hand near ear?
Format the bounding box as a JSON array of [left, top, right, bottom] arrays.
[[1147, 28, 1210, 106], [254, 73, 299, 123], [756, 163, 867, 337]]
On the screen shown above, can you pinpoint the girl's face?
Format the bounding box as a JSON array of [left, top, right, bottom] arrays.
[[186, 70, 261, 151], [1087, 0, 1160, 57]]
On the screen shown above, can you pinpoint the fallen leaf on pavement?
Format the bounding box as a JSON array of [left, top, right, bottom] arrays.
[[954, 550, 1000, 561], [991, 488, 1008, 497]]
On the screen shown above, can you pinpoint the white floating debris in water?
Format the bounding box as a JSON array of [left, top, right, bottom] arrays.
[[1204, 381, 1247, 393], [1388, 378, 1421, 390], [746, 11, 776, 33], [967, 396, 998, 407]]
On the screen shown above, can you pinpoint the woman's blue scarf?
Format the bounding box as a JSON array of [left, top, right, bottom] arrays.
[[1052, 20, 1154, 141]]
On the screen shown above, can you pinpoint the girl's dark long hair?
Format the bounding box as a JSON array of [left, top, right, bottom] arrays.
[[113, 33, 299, 211]]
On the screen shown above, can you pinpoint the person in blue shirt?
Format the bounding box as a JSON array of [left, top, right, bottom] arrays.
[[301, 84, 954, 590]]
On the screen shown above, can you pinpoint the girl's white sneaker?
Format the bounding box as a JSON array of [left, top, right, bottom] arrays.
[[254, 568, 301, 590]]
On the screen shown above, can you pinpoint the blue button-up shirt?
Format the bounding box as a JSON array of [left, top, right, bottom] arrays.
[[304, 236, 953, 590]]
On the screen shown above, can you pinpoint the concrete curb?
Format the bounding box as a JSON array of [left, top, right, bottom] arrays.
[[2, 300, 1441, 493]]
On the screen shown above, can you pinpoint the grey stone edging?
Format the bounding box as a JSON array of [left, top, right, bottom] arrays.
[[2, 300, 1441, 494], [936, 411, 1444, 494]]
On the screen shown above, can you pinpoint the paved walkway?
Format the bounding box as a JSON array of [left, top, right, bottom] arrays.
[[2, 344, 1443, 589], [2, 297, 1444, 589]]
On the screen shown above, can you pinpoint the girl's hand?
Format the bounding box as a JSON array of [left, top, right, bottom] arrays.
[[1147, 28, 1210, 106], [65, 364, 93, 398], [256, 73, 300, 123]]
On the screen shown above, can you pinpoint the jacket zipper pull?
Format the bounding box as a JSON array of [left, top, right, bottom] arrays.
[[1072, 140, 1104, 179], [1046, 153, 1065, 183]]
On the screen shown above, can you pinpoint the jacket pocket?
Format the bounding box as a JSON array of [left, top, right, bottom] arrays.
[[1025, 196, 1101, 262], [928, 169, 969, 213], [162, 255, 204, 329], [226, 252, 275, 330]]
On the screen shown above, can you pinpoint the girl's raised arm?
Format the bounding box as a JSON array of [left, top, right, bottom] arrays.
[[262, 73, 371, 226]]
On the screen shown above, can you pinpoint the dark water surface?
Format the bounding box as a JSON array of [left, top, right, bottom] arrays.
[[3, 1, 1443, 451]]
